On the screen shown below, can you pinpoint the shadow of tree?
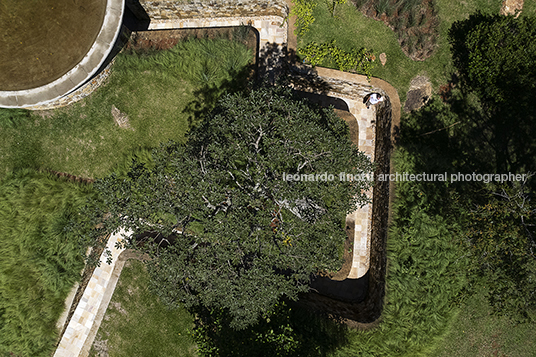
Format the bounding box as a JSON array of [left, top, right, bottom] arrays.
[[182, 64, 255, 130], [192, 300, 349, 357]]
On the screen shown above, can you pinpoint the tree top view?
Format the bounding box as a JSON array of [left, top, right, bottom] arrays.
[[77, 85, 373, 330], [1, 1, 536, 356]]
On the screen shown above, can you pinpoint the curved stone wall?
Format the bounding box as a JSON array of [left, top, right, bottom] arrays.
[[0, 0, 125, 108]]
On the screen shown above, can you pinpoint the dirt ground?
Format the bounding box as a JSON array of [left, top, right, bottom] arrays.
[[0, 0, 106, 91]]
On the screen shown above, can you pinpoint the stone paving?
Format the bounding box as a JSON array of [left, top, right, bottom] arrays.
[[54, 229, 128, 357], [51, 1, 401, 354]]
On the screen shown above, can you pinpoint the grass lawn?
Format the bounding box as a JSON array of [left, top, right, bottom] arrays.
[[296, 2, 536, 356], [432, 286, 536, 357], [0, 37, 252, 180], [298, 0, 502, 99], [0, 36, 252, 355], [89, 259, 197, 357], [0, 68, 194, 180]]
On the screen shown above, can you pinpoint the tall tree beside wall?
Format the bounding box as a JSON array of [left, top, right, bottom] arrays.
[[78, 85, 373, 330]]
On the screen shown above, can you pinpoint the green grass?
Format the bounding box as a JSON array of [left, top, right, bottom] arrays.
[[0, 36, 251, 356], [0, 37, 252, 180], [298, 0, 503, 99], [521, 0, 536, 16], [431, 286, 536, 357], [0, 170, 92, 357], [327, 145, 469, 357], [89, 259, 196, 357]]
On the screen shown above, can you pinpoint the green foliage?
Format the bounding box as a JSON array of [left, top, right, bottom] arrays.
[[90, 260, 196, 357], [0, 37, 253, 181], [0, 170, 92, 356], [326, 0, 347, 17], [331, 98, 471, 356], [298, 40, 376, 79], [334, 165, 469, 356], [288, 0, 317, 35], [192, 300, 348, 356], [463, 181, 536, 322], [448, 13, 536, 174], [78, 85, 373, 330], [119, 37, 252, 89], [449, 13, 536, 104]]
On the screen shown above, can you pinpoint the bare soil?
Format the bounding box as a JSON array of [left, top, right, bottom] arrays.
[[0, 0, 106, 90], [500, 0, 524, 17]]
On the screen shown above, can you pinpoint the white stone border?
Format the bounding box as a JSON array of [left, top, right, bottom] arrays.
[[54, 229, 129, 357], [0, 0, 125, 108]]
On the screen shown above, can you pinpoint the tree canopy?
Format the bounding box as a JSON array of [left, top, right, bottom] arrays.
[[449, 13, 536, 173], [396, 12, 536, 322], [82, 85, 372, 329]]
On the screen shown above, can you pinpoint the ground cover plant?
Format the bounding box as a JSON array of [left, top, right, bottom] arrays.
[[89, 259, 196, 357], [0, 36, 252, 355], [355, 0, 440, 60], [0, 37, 253, 180], [290, 2, 536, 355], [0, 170, 92, 356], [295, 0, 502, 99]]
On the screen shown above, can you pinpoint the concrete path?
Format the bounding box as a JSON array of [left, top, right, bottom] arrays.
[[54, 229, 128, 357]]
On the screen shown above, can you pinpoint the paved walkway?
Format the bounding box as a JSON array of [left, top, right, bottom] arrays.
[[54, 229, 128, 357]]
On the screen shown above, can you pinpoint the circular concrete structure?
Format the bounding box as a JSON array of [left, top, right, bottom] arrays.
[[0, 0, 124, 108]]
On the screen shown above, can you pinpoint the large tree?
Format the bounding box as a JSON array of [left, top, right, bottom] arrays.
[[82, 85, 372, 329], [442, 13, 536, 321], [448, 13, 536, 173]]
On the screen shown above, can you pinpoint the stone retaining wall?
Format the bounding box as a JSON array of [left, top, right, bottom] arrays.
[[140, 0, 288, 19]]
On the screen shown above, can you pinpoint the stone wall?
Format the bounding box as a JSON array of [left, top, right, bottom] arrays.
[[297, 95, 393, 325], [140, 0, 288, 19]]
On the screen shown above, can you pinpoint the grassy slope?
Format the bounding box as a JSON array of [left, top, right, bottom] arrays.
[[299, 0, 501, 100], [0, 38, 252, 180], [432, 286, 536, 357], [0, 37, 252, 356], [0, 69, 195, 179], [89, 260, 196, 357], [0, 170, 91, 356], [300, 1, 536, 356]]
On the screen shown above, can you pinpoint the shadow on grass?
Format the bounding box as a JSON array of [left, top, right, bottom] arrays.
[[192, 300, 349, 357], [182, 64, 255, 129]]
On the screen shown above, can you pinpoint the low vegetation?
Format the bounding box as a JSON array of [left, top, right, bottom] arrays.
[[89, 260, 196, 357], [0, 170, 92, 357], [0, 36, 253, 355], [0, 37, 253, 180], [353, 0, 440, 60], [295, 0, 502, 98]]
